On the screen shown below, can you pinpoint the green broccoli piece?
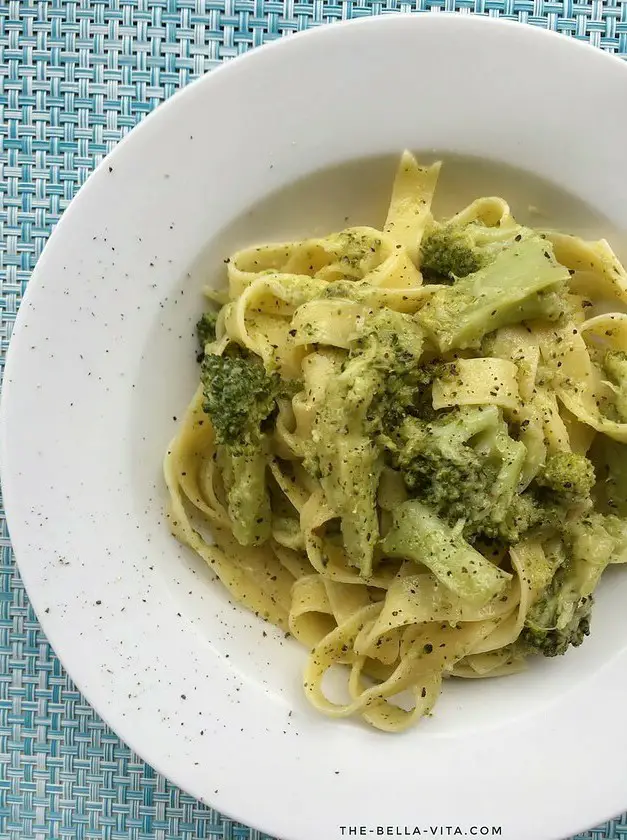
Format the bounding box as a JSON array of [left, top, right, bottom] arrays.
[[356, 307, 425, 368], [201, 351, 284, 446], [498, 493, 546, 543], [494, 453, 597, 545], [216, 443, 270, 546], [383, 405, 596, 546], [419, 220, 531, 283], [534, 452, 596, 506], [480, 417, 526, 503], [201, 349, 287, 546], [520, 512, 619, 657], [196, 310, 219, 359], [419, 224, 485, 282], [371, 358, 452, 429], [496, 453, 596, 544], [313, 356, 382, 577], [603, 350, 627, 422], [311, 310, 424, 576], [520, 575, 592, 657], [602, 514, 627, 563], [388, 407, 533, 544], [416, 235, 571, 351], [392, 407, 496, 498], [381, 499, 512, 607], [568, 513, 619, 575], [589, 435, 627, 515]]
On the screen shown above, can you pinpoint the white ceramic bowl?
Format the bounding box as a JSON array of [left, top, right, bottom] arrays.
[[3, 14, 627, 840]]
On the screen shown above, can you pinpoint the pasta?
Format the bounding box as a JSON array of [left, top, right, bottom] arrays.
[[164, 152, 627, 731]]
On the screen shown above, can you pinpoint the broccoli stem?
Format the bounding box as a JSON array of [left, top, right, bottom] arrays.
[[381, 500, 512, 607], [200, 349, 290, 547], [311, 310, 424, 577], [314, 357, 382, 577], [417, 236, 570, 351], [485, 427, 527, 523], [218, 443, 271, 546]]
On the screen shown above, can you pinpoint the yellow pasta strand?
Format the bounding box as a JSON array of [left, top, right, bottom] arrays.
[[164, 151, 627, 732]]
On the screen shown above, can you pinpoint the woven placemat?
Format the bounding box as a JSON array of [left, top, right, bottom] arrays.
[[1, 2, 627, 839]]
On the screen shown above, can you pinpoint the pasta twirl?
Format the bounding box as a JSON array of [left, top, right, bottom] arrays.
[[165, 152, 627, 731]]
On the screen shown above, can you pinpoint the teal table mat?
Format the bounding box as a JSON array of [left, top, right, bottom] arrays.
[[1, 2, 626, 839]]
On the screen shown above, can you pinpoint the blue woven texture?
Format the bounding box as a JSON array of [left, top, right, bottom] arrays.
[[1, 2, 627, 838]]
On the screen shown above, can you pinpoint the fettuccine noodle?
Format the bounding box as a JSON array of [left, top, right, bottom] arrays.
[[165, 152, 627, 731]]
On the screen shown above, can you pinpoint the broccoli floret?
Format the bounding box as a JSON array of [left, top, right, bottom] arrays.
[[519, 512, 621, 657], [196, 310, 218, 359], [420, 224, 485, 282], [498, 453, 596, 543], [518, 544, 596, 659], [383, 404, 595, 546], [520, 580, 592, 656], [373, 359, 452, 429], [201, 351, 284, 446], [498, 493, 546, 542], [388, 407, 533, 544], [603, 350, 627, 421], [416, 236, 571, 351], [392, 408, 494, 514], [419, 221, 531, 283], [381, 499, 512, 607], [201, 349, 288, 546], [534, 452, 596, 506], [354, 309, 432, 430]]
